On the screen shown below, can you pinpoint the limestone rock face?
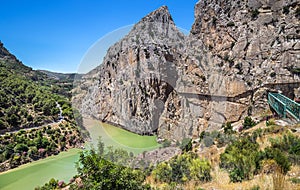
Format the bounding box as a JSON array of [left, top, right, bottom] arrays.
[[75, 6, 187, 135], [74, 1, 300, 142]]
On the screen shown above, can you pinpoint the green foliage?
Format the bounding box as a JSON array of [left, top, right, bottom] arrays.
[[220, 137, 260, 182], [200, 130, 223, 147], [223, 122, 234, 134], [199, 131, 205, 140], [162, 139, 171, 148], [152, 152, 211, 184], [290, 177, 300, 184], [270, 72, 276, 77], [152, 162, 172, 183], [266, 119, 276, 126], [76, 149, 149, 190], [0, 60, 76, 131], [97, 136, 105, 156], [14, 143, 28, 153], [220, 133, 293, 183], [283, 6, 290, 14], [243, 116, 256, 130], [179, 138, 192, 152], [251, 9, 259, 19], [269, 132, 300, 164], [200, 130, 236, 148], [35, 178, 58, 190], [0, 123, 84, 170], [0, 119, 6, 129], [203, 136, 214, 147], [226, 21, 235, 27], [263, 148, 291, 174], [103, 146, 130, 166]]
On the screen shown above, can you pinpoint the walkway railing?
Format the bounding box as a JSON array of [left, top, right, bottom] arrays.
[[268, 92, 300, 121]]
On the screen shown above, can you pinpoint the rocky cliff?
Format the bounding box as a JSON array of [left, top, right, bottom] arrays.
[[74, 0, 300, 141]]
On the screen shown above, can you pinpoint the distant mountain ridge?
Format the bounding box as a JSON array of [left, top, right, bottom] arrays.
[[0, 42, 77, 131], [38, 70, 81, 81]]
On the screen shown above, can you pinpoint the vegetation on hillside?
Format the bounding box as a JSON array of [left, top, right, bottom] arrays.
[[0, 60, 80, 131], [0, 122, 84, 171], [0, 48, 86, 172], [35, 119, 300, 190], [152, 152, 211, 184]]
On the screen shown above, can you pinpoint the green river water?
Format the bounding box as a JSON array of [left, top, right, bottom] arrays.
[[0, 120, 160, 190]]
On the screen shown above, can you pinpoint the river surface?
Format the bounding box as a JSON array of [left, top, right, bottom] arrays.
[[0, 118, 160, 190]]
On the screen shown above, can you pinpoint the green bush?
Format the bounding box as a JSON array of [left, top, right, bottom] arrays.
[[152, 162, 172, 183], [14, 143, 29, 153], [76, 149, 149, 190], [243, 116, 256, 130], [223, 122, 234, 134], [162, 139, 171, 148], [153, 152, 211, 184], [220, 137, 260, 182], [203, 136, 214, 147], [290, 177, 300, 184], [266, 119, 275, 126], [251, 9, 259, 19], [269, 133, 300, 164], [263, 148, 291, 174], [226, 21, 235, 27], [179, 138, 192, 152]]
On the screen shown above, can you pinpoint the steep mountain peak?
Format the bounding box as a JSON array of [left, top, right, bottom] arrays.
[[119, 5, 184, 47], [140, 5, 174, 24]]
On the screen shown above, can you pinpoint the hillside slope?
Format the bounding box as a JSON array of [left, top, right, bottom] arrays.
[[0, 42, 85, 171]]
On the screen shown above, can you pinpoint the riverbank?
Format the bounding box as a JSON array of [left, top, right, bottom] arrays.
[[0, 118, 161, 190], [0, 148, 80, 190]]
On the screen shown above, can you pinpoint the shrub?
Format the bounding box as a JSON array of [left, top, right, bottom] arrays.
[[76, 149, 148, 190], [283, 6, 290, 14], [14, 143, 29, 153], [269, 133, 300, 164], [251, 9, 259, 19], [266, 119, 276, 126], [270, 72, 276, 77], [263, 148, 291, 174], [223, 122, 234, 134], [179, 138, 192, 152], [220, 137, 260, 182], [243, 116, 256, 129], [227, 21, 235, 27], [152, 152, 211, 184], [203, 136, 214, 147], [152, 162, 172, 183], [290, 177, 300, 184], [162, 139, 171, 148], [199, 131, 205, 140]]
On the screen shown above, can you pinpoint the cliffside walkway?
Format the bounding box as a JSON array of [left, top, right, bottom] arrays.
[[268, 92, 300, 122]]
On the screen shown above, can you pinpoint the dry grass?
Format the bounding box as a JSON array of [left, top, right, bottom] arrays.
[[146, 164, 300, 190], [198, 165, 300, 190], [146, 115, 300, 190]]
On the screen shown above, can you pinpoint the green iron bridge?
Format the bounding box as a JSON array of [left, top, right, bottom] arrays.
[[268, 92, 300, 122]]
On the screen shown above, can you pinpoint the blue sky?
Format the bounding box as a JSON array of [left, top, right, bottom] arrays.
[[0, 0, 198, 73]]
